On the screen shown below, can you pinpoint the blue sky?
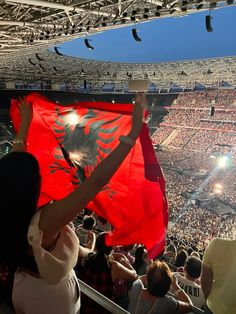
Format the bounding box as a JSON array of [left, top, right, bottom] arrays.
[[55, 6, 236, 63]]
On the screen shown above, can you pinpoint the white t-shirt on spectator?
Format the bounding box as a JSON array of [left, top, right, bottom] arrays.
[[173, 272, 204, 310]]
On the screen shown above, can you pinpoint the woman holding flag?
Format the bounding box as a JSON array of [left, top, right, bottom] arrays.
[[0, 93, 145, 314]]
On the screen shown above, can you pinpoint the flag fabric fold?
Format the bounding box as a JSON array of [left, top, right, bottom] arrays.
[[10, 92, 168, 258]]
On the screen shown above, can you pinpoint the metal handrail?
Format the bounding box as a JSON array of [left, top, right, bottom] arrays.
[[78, 279, 130, 314], [79, 278, 204, 314]]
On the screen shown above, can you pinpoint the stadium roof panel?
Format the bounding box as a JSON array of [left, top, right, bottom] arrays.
[[0, 0, 235, 90]]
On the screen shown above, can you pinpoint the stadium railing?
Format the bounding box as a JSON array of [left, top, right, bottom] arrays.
[[79, 279, 204, 314], [78, 279, 129, 314]]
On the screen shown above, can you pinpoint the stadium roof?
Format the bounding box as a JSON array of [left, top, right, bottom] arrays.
[[0, 0, 235, 91]]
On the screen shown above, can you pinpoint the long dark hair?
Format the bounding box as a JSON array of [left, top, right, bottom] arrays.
[[85, 232, 113, 272], [0, 152, 41, 270]]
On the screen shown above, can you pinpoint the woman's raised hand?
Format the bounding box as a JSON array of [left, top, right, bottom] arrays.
[[130, 92, 146, 139], [19, 96, 33, 125]]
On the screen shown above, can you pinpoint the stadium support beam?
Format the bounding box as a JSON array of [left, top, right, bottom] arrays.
[[0, 20, 60, 28], [5, 0, 112, 17], [145, 0, 163, 5]]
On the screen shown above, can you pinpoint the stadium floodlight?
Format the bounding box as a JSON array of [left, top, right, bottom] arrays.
[[66, 113, 79, 126], [213, 183, 223, 194], [217, 156, 228, 169], [69, 151, 83, 164]]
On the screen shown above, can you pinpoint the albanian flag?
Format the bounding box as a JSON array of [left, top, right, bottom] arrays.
[[10, 93, 168, 258]]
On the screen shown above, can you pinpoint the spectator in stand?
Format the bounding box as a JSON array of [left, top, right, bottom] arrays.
[[76, 215, 96, 249], [201, 237, 236, 314], [128, 260, 193, 314], [190, 251, 201, 259], [78, 232, 137, 314], [175, 250, 188, 269], [0, 94, 145, 314], [163, 243, 177, 265], [173, 256, 204, 310], [113, 244, 136, 309], [133, 245, 149, 276]]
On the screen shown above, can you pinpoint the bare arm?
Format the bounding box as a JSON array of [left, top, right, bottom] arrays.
[[111, 260, 137, 282], [171, 276, 193, 314], [39, 94, 146, 246], [12, 97, 32, 152], [112, 253, 134, 270], [84, 231, 96, 251], [201, 264, 213, 299], [138, 275, 147, 286]]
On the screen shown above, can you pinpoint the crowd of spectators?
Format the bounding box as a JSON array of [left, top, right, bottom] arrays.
[[152, 90, 236, 157], [172, 90, 236, 108], [151, 89, 236, 259], [0, 90, 236, 314]]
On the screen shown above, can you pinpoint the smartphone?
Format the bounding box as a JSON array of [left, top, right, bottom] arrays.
[[128, 79, 149, 92]]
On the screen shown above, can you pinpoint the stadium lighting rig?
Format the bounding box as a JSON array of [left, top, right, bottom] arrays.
[[210, 152, 233, 170], [213, 183, 223, 194], [217, 156, 229, 169]]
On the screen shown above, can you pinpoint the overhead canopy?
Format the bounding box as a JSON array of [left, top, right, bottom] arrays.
[[0, 0, 236, 90]]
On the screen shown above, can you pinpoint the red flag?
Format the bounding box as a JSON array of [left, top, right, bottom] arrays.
[[10, 93, 168, 258]]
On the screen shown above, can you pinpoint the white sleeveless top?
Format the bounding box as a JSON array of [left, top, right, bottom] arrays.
[[27, 210, 79, 284]]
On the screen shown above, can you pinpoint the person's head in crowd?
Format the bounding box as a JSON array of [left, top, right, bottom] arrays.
[[134, 245, 147, 263], [175, 249, 188, 268], [178, 244, 186, 252], [187, 247, 194, 256], [184, 256, 202, 280], [95, 232, 113, 256], [168, 243, 177, 255], [133, 245, 149, 275], [163, 243, 177, 265], [190, 251, 201, 259], [173, 239, 178, 247], [146, 260, 173, 297], [82, 215, 96, 230], [198, 250, 204, 259], [166, 238, 171, 246], [0, 152, 41, 269], [120, 244, 136, 252], [85, 232, 113, 272], [83, 207, 92, 216]]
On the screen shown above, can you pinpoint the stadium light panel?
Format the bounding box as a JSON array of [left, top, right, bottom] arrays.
[[217, 156, 228, 168], [66, 113, 80, 126], [213, 183, 223, 194]]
